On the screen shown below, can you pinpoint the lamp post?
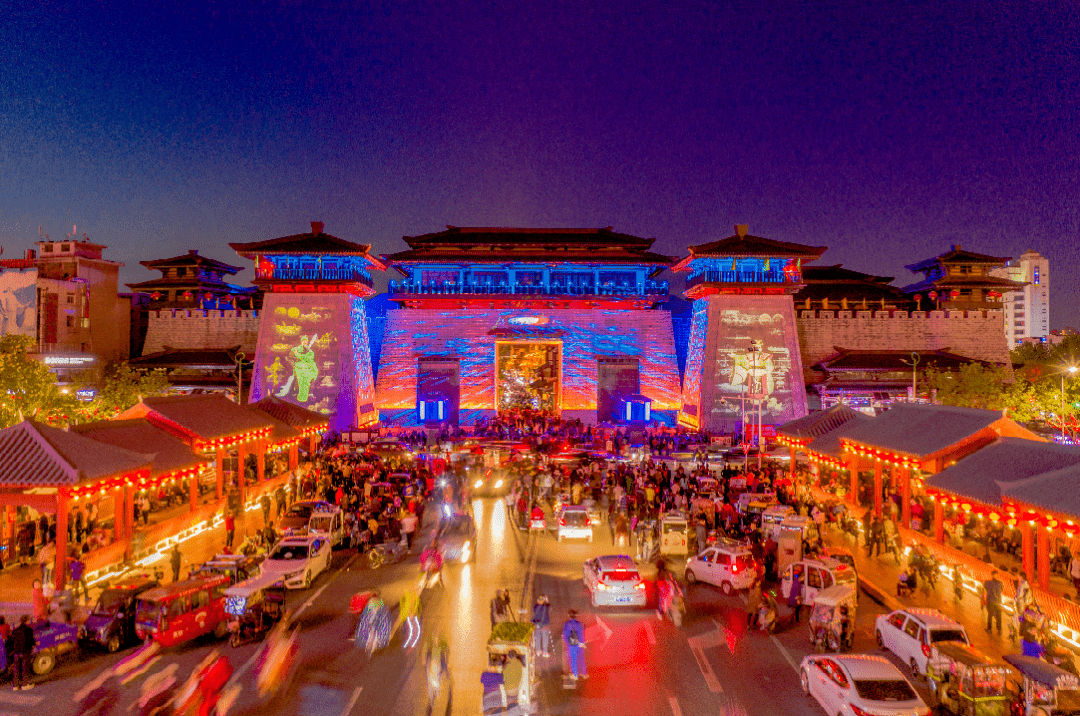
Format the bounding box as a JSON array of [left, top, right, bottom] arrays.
[[234, 351, 247, 404], [901, 352, 921, 403], [1061, 365, 1077, 441]]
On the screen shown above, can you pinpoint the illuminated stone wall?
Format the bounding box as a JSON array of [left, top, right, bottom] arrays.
[[249, 293, 377, 433], [374, 307, 681, 425], [679, 295, 808, 434]]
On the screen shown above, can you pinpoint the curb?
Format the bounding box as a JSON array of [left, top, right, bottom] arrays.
[[858, 574, 903, 613]]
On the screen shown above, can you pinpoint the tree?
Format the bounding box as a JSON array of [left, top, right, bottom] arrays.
[[77, 363, 171, 421], [922, 363, 1013, 411], [0, 335, 78, 428]]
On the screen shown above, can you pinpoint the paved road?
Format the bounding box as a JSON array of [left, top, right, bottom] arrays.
[[13, 498, 960, 716]]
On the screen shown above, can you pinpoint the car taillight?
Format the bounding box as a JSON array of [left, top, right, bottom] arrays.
[[850, 706, 870, 716], [922, 643, 932, 658], [731, 564, 739, 573], [560, 518, 566, 526], [635, 582, 645, 590]]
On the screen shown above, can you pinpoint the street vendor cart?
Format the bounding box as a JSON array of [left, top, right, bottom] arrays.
[[485, 621, 536, 713], [808, 584, 856, 653], [1004, 653, 1080, 716], [224, 572, 286, 647], [660, 510, 690, 557], [927, 641, 1012, 716]]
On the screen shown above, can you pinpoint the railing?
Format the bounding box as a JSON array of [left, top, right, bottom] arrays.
[[255, 267, 373, 287], [685, 270, 797, 288], [388, 280, 669, 298]]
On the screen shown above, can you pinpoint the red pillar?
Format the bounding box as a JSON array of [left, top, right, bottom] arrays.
[[1037, 525, 1051, 591], [873, 460, 883, 518], [1021, 523, 1035, 583], [789, 447, 797, 480], [846, 455, 860, 506], [256, 440, 266, 483], [189, 471, 199, 512], [54, 489, 70, 591], [237, 442, 247, 507], [901, 468, 912, 529], [308, 434, 318, 456], [288, 444, 299, 471], [125, 483, 135, 559], [215, 447, 225, 500], [5, 506, 14, 561], [934, 500, 945, 544], [113, 487, 124, 543]]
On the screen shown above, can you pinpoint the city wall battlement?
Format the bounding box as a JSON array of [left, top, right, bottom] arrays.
[[143, 309, 261, 354], [795, 308, 1011, 375]]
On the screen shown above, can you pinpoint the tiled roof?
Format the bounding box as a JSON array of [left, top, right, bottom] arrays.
[[128, 347, 243, 370], [837, 403, 1010, 458], [120, 395, 276, 441], [402, 226, 654, 249], [777, 405, 865, 440], [684, 234, 827, 260], [231, 225, 378, 260], [901, 275, 1027, 293], [925, 438, 1080, 507], [249, 396, 329, 430], [803, 414, 875, 457], [814, 349, 992, 373], [906, 248, 1011, 273], [140, 250, 243, 274], [1001, 463, 1080, 519], [801, 265, 894, 284], [0, 420, 152, 487], [71, 418, 211, 478], [253, 412, 303, 445]]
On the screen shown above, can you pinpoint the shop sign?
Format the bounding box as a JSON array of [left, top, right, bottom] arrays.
[[76, 388, 96, 401], [43, 354, 96, 367]]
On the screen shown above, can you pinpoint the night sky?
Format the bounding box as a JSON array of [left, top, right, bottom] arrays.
[[2, 1, 1077, 325]]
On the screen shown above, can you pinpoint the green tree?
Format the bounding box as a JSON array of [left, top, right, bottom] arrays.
[[922, 363, 1014, 411], [78, 363, 171, 421], [0, 335, 78, 428]]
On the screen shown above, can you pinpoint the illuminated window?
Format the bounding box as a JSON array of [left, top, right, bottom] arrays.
[[1033, 267, 1040, 285]]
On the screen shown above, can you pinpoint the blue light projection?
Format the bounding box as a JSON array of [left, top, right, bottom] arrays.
[[678, 301, 709, 428]]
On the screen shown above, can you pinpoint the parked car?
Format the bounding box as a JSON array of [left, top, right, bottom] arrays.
[[800, 653, 929, 716], [135, 574, 232, 647], [279, 500, 336, 533], [684, 538, 756, 595], [307, 506, 347, 548], [557, 505, 593, 542], [259, 535, 332, 590], [781, 558, 858, 605], [80, 575, 160, 652], [874, 607, 969, 679], [583, 555, 647, 608]]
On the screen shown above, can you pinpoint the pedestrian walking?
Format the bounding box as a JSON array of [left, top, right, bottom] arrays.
[[401, 510, 418, 551], [10, 616, 34, 691], [260, 494, 271, 525], [532, 595, 552, 657], [984, 570, 1004, 635], [788, 570, 804, 623], [562, 610, 586, 681], [746, 575, 763, 629], [31, 580, 47, 623], [490, 590, 512, 627], [69, 555, 88, 604], [37, 540, 55, 586], [224, 512, 235, 549], [170, 544, 183, 582]]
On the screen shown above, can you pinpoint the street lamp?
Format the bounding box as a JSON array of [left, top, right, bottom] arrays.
[[234, 351, 247, 403], [1061, 365, 1078, 442], [901, 352, 921, 403]]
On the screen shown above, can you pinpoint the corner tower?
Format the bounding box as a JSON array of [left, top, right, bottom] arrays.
[[673, 225, 825, 435], [231, 222, 386, 432]]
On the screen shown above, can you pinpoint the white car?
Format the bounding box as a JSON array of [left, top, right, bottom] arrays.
[[874, 608, 969, 678], [307, 506, 346, 547], [684, 539, 756, 595], [800, 653, 929, 716], [557, 505, 593, 542], [583, 555, 647, 608], [259, 535, 332, 590]]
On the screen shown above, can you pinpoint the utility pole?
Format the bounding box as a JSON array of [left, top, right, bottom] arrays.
[[234, 351, 246, 403]]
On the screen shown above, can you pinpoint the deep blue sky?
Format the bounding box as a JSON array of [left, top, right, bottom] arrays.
[[2, 1, 1077, 325]]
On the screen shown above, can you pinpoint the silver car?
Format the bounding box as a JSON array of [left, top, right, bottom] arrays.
[[583, 555, 647, 608]]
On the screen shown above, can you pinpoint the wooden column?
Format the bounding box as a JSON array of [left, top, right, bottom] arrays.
[[54, 489, 70, 591], [901, 468, 912, 529], [1037, 524, 1051, 591], [289, 444, 299, 471], [190, 471, 199, 512], [237, 442, 247, 507], [216, 447, 225, 500], [934, 499, 945, 544], [873, 460, 883, 518], [1021, 522, 1034, 583], [125, 483, 135, 559], [113, 486, 124, 543], [308, 434, 318, 456], [5, 506, 15, 561], [789, 447, 797, 479], [846, 454, 860, 506], [256, 440, 266, 483]]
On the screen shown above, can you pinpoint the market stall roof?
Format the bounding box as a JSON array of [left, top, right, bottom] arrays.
[[70, 418, 212, 479], [835, 403, 1041, 459], [777, 404, 865, 441], [1002, 463, 1080, 520], [802, 413, 875, 458], [0, 420, 152, 487], [248, 396, 330, 431], [119, 395, 275, 444], [252, 411, 303, 445]]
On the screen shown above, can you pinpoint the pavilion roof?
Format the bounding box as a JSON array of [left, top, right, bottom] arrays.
[[776, 404, 865, 441], [128, 346, 243, 370], [813, 349, 993, 373], [231, 222, 386, 269], [249, 396, 330, 430], [0, 420, 152, 487], [924, 438, 1080, 507], [140, 250, 243, 275], [119, 395, 275, 443], [835, 403, 1028, 459], [905, 247, 1011, 273], [801, 413, 875, 458], [678, 232, 827, 263], [1001, 463, 1080, 519], [71, 418, 211, 479]]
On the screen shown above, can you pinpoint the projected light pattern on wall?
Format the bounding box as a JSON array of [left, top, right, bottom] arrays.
[[678, 302, 709, 428], [374, 308, 680, 424], [350, 294, 377, 424]]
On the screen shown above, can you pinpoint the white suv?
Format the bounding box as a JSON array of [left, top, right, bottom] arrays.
[[875, 607, 969, 678], [684, 539, 756, 595], [557, 505, 593, 542]]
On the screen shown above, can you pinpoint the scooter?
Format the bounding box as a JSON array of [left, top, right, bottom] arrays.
[[668, 592, 685, 628], [368, 540, 408, 569]]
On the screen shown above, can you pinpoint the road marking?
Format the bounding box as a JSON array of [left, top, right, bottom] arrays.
[[690, 643, 724, 693], [770, 634, 800, 673], [296, 583, 330, 617], [668, 695, 683, 716], [341, 686, 363, 716], [644, 620, 656, 645]]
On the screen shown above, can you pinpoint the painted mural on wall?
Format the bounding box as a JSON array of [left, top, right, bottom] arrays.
[[0, 270, 37, 338], [250, 293, 372, 432]]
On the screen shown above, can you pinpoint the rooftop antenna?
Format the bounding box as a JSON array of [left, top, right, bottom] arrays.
[[38, 226, 49, 241]]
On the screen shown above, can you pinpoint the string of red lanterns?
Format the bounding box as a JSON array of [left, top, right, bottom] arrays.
[[841, 441, 921, 469], [194, 427, 273, 452]]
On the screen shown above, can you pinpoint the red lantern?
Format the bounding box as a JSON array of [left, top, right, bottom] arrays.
[[204, 292, 213, 300], [929, 291, 938, 300], [151, 291, 162, 299], [913, 294, 922, 302], [949, 289, 960, 298], [183, 291, 193, 299]]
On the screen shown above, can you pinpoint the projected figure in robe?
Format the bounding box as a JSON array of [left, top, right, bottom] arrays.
[[730, 339, 775, 402], [277, 334, 320, 402]]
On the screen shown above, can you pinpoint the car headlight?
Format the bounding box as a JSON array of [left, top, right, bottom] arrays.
[[474, 479, 483, 489], [494, 479, 503, 489], [286, 569, 305, 580], [461, 541, 472, 563]]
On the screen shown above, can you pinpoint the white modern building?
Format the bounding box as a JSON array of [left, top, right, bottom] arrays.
[[990, 249, 1049, 347]]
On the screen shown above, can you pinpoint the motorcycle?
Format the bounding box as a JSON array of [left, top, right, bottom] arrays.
[[908, 547, 939, 588], [951, 564, 965, 602], [368, 540, 409, 569], [668, 592, 685, 628]]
